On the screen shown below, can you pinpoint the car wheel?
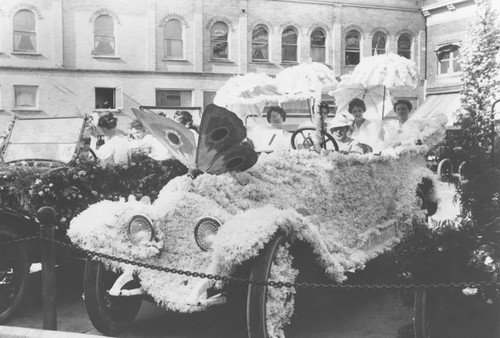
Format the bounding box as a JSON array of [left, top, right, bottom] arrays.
[[84, 259, 142, 336], [247, 233, 299, 338], [0, 225, 30, 323], [414, 289, 448, 338], [437, 158, 453, 181]]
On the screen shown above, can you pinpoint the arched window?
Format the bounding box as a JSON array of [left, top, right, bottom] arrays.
[[13, 10, 36, 53], [252, 25, 269, 62], [164, 19, 183, 59], [437, 44, 461, 75], [93, 15, 115, 56], [372, 31, 386, 55], [282, 27, 298, 62], [211, 22, 229, 59], [345, 30, 360, 65], [398, 34, 412, 59], [311, 28, 326, 62]]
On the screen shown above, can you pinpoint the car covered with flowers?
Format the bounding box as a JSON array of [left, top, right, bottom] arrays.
[[68, 105, 446, 338], [0, 116, 186, 323]]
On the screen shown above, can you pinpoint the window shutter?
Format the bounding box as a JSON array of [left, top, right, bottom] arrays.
[[115, 87, 123, 109]]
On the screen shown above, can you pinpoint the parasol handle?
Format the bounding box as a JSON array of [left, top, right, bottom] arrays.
[[382, 85, 386, 120]]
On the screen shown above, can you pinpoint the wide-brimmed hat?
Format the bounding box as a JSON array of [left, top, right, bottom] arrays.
[[329, 114, 352, 129]]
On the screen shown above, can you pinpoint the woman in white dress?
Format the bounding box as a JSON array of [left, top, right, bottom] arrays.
[[383, 100, 421, 148], [128, 120, 171, 161], [347, 98, 384, 151], [95, 112, 129, 167], [330, 114, 368, 155]]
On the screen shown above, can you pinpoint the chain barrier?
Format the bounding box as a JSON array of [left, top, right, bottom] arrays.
[[2, 236, 499, 290]]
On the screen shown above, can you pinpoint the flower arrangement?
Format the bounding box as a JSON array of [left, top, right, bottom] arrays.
[[0, 154, 187, 228]]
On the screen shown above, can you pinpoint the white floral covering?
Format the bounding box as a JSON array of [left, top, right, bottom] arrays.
[[68, 118, 445, 316]]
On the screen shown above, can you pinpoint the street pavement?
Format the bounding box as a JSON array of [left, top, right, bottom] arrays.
[[2, 179, 461, 338]]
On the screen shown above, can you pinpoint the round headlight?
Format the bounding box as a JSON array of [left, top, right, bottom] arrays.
[[194, 217, 221, 251], [128, 215, 155, 246]]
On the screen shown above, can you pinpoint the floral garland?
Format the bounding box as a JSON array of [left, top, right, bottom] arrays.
[[0, 154, 187, 228]]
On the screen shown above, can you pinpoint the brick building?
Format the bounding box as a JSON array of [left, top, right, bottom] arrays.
[[0, 0, 484, 132]]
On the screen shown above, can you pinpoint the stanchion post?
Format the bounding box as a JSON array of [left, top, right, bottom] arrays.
[[37, 206, 57, 331]]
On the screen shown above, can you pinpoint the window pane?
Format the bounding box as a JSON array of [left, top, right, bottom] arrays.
[[311, 46, 325, 62], [453, 60, 461, 72], [282, 45, 297, 62], [14, 10, 35, 31], [94, 15, 114, 35], [165, 20, 182, 39], [95, 88, 115, 109], [252, 26, 268, 43], [212, 41, 228, 58], [398, 35, 411, 50], [14, 86, 37, 108], [211, 22, 228, 41], [372, 32, 386, 55], [440, 60, 449, 74], [156, 90, 192, 107], [311, 29, 325, 46], [346, 31, 360, 48], [346, 51, 360, 65], [252, 43, 268, 61], [14, 31, 36, 52], [165, 40, 183, 58], [282, 28, 297, 44], [94, 36, 115, 55]]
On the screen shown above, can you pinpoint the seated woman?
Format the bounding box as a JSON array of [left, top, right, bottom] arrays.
[[266, 106, 292, 152], [330, 114, 369, 155], [174, 110, 199, 133], [383, 99, 421, 148], [347, 98, 384, 152], [94, 112, 129, 167], [128, 120, 171, 161]]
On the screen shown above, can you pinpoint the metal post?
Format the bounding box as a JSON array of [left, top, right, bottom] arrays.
[[37, 206, 57, 331]]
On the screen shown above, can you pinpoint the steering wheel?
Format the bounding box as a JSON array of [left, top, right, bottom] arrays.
[[87, 148, 98, 161], [291, 127, 339, 152]]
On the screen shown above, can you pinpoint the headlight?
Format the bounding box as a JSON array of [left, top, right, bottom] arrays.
[[128, 215, 155, 245], [194, 217, 221, 251]]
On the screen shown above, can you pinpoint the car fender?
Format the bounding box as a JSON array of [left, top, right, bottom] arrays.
[[0, 209, 38, 237], [207, 205, 349, 283]]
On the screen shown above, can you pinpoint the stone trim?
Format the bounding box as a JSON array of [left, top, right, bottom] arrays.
[[279, 21, 302, 33], [160, 13, 189, 29], [342, 24, 365, 39], [206, 16, 235, 32], [370, 27, 391, 39], [9, 2, 43, 19], [248, 19, 274, 34], [89, 8, 121, 25], [307, 23, 330, 36]]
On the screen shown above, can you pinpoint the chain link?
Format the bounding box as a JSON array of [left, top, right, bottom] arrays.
[[2, 236, 499, 290], [0, 236, 38, 245]]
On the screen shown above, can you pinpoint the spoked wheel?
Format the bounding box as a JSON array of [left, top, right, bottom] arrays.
[[437, 159, 453, 181], [84, 259, 142, 336], [291, 127, 339, 151], [0, 225, 30, 323], [247, 234, 299, 338], [414, 289, 448, 338]]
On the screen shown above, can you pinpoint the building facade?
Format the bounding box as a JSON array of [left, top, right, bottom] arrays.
[[0, 0, 474, 132]]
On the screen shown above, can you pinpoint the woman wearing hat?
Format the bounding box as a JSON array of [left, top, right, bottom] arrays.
[[347, 98, 384, 151], [94, 112, 130, 167], [330, 114, 368, 155], [383, 99, 421, 148]]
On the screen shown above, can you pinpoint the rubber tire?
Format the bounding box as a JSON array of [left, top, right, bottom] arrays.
[[247, 234, 291, 338], [437, 159, 453, 181], [414, 289, 448, 338], [0, 225, 30, 324], [291, 127, 339, 151], [83, 259, 142, 336]]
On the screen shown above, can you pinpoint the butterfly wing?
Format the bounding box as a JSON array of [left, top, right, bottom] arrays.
[[131, 108, 197, 169], [205, 142, 258, 175], [196, 104, 257, 173]]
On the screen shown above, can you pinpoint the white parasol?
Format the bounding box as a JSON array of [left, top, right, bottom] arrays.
[[349, 53, 419, 89], [213, 73, 281, 120], [276, 62, 338, 103]]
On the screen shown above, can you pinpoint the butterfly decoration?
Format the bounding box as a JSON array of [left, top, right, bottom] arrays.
[[131, 104, 258, 175]]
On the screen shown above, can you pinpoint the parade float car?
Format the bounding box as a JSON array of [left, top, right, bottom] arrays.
[[68, 104, 445, 338], [0, 115, 186, 324]]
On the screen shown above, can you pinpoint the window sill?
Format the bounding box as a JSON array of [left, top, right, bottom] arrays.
[[92, 55, 121, 59], [250, 60, 274, 65], [281, 62, 299, 66], [12, 108, 42, 112], [162, 58, 189, 62], [94, 108, 122, 112], [12, 52, 42, 56], [209, 59, 235, 64], [437, 72, 461, 78]]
